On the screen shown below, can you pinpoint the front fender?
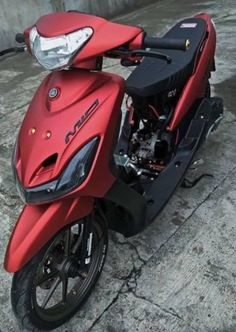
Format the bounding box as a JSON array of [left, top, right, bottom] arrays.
[[4, 197, 93, 272]]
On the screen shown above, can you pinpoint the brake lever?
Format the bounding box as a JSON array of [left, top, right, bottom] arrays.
[[107, 49, 172, 64], [131, 49, 172, 64]]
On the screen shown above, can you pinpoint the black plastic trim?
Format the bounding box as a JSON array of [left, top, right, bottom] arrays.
[[104, 179, 147, 237]]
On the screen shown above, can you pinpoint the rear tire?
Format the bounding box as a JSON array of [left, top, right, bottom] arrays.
[[11, 216, 108, 331]]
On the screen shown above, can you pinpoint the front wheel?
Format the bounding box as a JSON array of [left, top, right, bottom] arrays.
[[11, 215, 108, 331]]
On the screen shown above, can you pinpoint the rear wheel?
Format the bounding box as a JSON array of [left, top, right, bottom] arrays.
[[11, 215, 108, 331]]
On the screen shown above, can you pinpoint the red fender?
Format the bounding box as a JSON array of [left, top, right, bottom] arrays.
[[4, 197, 93, 272]]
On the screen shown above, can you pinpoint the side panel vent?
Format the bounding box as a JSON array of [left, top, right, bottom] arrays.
[[42, 153, 58, 168]]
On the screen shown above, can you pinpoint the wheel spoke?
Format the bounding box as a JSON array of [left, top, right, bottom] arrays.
[[64, 229, 71, 257], [41, 277, 61, 309], [62, 276, 68, 304], [37, 270, 58, 286]]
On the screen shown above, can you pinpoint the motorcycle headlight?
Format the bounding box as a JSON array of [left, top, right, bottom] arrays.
[[13, 137, 99, 204], [29, 26, 93, 70]]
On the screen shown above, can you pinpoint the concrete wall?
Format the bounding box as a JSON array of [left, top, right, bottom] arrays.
[[0, 0, 152, 50]]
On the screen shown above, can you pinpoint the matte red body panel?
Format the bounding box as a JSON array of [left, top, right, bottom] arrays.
[[4, 197, 93, 272], [16, 70, 125, 196], [169, 13, 216, 130]]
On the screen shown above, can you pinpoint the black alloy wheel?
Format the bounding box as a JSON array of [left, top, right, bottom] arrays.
[[11, 215, 108, 331]]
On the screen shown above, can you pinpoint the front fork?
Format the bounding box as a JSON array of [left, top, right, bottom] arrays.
[[80, 215, 93, 268]]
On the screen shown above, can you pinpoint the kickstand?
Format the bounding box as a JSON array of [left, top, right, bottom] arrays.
[[181, 174, 213, 189]]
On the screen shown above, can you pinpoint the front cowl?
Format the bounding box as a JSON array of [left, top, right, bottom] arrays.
[[15, 69, 125, 196]]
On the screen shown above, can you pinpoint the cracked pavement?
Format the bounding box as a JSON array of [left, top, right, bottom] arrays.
[[0, 0, 236, 331]]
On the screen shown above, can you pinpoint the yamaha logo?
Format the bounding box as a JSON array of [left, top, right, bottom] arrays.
[[48, 88, 59, 98]]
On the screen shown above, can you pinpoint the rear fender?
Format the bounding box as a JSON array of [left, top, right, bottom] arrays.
[[169, 13, 216, 131], [4, 197, 93, 272]]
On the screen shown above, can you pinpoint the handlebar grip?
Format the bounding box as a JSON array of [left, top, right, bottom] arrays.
[[15, 33, 25, 44], [143, 36, 190, 51]]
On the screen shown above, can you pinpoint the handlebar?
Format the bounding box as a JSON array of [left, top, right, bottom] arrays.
[[143, 36, 190, 51], [0, 47, 25, 57]]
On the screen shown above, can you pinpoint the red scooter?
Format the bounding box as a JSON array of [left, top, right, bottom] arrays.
[[4, 11, 223, 330]]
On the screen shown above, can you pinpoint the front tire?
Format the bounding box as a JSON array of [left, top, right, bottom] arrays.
[[11, 215, 108, 331]]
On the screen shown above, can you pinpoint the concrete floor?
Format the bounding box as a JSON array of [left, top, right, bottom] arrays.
[[0, 0, 236, 331]]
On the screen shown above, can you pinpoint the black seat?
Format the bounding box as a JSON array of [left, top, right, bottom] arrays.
[[126, 18, 207, 97]]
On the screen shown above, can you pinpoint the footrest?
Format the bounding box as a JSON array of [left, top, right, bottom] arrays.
[[145, 98, 211, 222]]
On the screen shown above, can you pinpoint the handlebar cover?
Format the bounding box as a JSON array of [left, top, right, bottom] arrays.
[[143, 36, 190, 51], [15, 33, 25, 44]]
